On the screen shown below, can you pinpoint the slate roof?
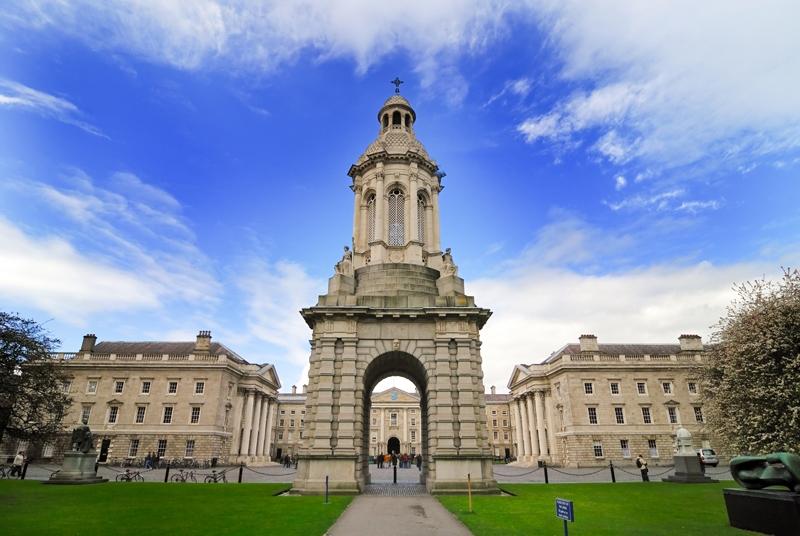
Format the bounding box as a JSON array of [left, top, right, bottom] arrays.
[[92, 341, 248, 364]]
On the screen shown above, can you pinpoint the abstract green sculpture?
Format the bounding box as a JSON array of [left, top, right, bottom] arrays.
[[730, 452, 800, 493]]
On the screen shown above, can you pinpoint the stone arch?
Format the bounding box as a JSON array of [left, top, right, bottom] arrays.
[[392, 110, 401, 125], [360, 350, 430, 488]]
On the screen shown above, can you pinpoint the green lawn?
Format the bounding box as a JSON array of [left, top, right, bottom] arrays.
[[0, 481, 351, 536], [438, 482, 755, 535]]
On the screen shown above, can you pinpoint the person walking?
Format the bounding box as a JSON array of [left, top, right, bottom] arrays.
[[636, 454, 649, 482], [415, 454, 422, 471], [10, 451, 24, 478]]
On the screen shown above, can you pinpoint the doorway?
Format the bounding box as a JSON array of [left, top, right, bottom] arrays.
[[387, 436, 400, 455], [98, 438, 111, 462]]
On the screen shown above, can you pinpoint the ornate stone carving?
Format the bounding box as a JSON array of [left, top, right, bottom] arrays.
[[442, 248, 458, 276], [334, 246, 354, 276]]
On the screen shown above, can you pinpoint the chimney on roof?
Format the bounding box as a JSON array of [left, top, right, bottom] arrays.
[[579, 334, 599, 352], [292, 385, 297, 395], [80, 334, 97, 353], [679, 334, 703, 351], [195, 330, 211, 352], [490, 385, 496, 395], [302, 384, 307, 394]]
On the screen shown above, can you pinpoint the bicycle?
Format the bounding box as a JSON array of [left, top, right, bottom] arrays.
[[170, 469, 197, 483], [115, 469, 144, 482], [204, 470, 227, 483]]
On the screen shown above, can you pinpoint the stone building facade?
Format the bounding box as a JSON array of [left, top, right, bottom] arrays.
[[49, 331, 280, 465], [485, 387, 514, 460], [508, 334, 715, 467]]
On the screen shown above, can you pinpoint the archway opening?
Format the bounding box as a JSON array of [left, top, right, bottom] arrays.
[[361, 352, 428, 487]]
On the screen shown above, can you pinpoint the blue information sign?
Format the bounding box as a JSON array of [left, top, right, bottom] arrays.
[[556, 498, 574, 522]]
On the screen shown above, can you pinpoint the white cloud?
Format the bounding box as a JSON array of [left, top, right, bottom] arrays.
[[0, 169, 220, 322], [676, 200, 722, 213], [0, 217, 158, 320], [605, 189, 684, 212], [469, 214, 798, 392], [10, 0, 517, 105], [237, 258, 322, 383], [614, 175, 626, 190], [519, 0, 800, 170], [0, 79, 106, 137], [484, 77, 533, 107]]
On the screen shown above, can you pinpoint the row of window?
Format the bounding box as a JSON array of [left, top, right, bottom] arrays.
[[583, 380, 698, 396], [278, 418, 304, 428], [490, 409, 509, 416], [370, 430, 419, 443], [68, 378, 207, 396], [592, 439, 660, 459], [490, 419, 510, 428], [371, 415, 418, 427], [492, 431, 510, 442], [95, 404, 203, 425], [586, 405, 703, 425], [127, 438, 194, 458], [279, 409, 305, 415]]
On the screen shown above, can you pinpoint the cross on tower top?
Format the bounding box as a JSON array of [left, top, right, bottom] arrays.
[[390, 77, 404, 94]]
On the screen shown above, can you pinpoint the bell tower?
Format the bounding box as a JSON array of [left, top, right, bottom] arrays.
[[294, 85, 497, 495], [348, 93, 445, 270]]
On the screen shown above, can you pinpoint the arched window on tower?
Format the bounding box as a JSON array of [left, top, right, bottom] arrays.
[[367, 193, 376, 242], [404, 114, 410, 128], [382, 114, 389, 128], [387, 188, 405, 246], [392, 111, 401, 125], [417, 193, 426, 243]]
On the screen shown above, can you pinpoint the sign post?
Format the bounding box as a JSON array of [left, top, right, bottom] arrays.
[[555, 498, 574, 536]]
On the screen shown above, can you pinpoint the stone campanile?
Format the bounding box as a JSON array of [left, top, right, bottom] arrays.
[[293, 89, 498, 495]]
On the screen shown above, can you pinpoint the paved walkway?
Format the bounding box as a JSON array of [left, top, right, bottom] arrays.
[[325, 495, 471, 536]]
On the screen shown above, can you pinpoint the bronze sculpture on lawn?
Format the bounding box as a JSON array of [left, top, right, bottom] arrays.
[[730, 452, 800, 492], [70, 422, 94, 454]]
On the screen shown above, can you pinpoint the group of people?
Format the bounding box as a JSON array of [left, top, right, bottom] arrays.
[[281, 454, 296, 468], [375, 452, 422, 471], [143, 452, 160, 469]]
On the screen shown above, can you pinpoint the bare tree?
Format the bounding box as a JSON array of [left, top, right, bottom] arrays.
[[701, 269, 800, 454], [0, 312, 71, 447]]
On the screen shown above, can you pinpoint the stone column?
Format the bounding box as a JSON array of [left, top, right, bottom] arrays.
[[380, 408, 385, 447], [230, 388, 245, 456], [535, 390, 548, 461], [518, 397, 531, 460], [352, 183, 361, 248], [249, 393, 263, 457], [375, 171, 385, 243], [525, 393, 539, 459], [544, 390, 556, 461], [240, 390, 255, 457], [513, 397, 524, 459], [403, 408, 408, 449], [257, 395, 270, 457], [264, 398, 275, 461], [410, 174, 419, 242], [431, 185, 441, 252]]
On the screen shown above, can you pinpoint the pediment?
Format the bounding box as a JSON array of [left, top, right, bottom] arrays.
[[106, 398, 124, 405], [507, 365, 529, 389]]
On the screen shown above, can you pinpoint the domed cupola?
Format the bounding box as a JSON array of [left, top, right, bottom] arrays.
[[343, 80, 453, 276]]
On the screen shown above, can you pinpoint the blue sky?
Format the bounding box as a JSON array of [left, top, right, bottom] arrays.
[[1, 1, 798, 392]]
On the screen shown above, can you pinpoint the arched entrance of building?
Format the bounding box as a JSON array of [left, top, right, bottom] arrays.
[[360, 351, 429, 488]]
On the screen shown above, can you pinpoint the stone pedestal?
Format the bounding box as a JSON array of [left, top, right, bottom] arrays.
[[723, 488, 800, 535], [662, 454, 718, 483], [44, 451, 107, 485]]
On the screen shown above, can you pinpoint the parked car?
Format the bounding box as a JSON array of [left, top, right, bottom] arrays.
[[698, 448, 719, 467]]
